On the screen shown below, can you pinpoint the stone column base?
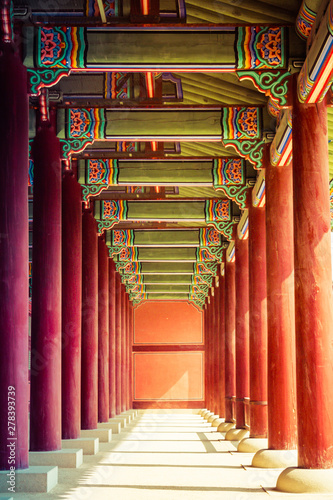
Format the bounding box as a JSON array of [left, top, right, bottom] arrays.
[[202, 411, 214, 420], [62, 437, 99, 455], [217, 421, 235, 433], [123, 410, 138, 417], [252, 449, 297, 468], [276, 467, 333, 493], [119, 413, 132, 424], [98, 421, 121, 434], [0, 466, 58, 493], [207, 414, 219, 423], [29, 449, 83, 468], [81, 428, 112, 443], [198, 409, 207, 416], [110, 417, 127, 428], [225, 428, 249, 441], [211, 418, 225, 428], [237, 438, 268, 453]]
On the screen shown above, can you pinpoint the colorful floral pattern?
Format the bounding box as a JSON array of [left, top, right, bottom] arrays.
[[222, 107, 260, 141], [37, 27, 85, 69], [237, 26, 285, 70], [213, 158, 244, 188]]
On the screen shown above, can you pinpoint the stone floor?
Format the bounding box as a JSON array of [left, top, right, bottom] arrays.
[[9, 412, 333, 499]]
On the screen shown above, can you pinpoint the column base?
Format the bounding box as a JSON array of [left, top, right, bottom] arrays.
[[111, 417, 127, 428], [29, 449, 83, 468], [225, 428, 249, 441], [0, 466, 58, 493], [252, 449, 297, 468], [202, 411, 214, 420], [198, 408, 207, 416], [81, 428, 112, 443], [61, 437, 99, 455], [211, 418, 225, 428], [207, 414, 219, 423], [217, 421, 235, 433], [237, 438, 268, 453], [119, 413, 131, 424], [276, 467, 333, 493], [98, 421, 121, 434], [122, 410, 138, 418]]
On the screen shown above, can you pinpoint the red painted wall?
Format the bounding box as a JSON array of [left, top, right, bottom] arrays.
[[133, 301, 204, 406], [133, 352, 204, 400], [134, 301, 203, 344]]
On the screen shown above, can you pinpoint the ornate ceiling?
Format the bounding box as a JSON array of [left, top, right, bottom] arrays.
[[18, 0, 333, 307]]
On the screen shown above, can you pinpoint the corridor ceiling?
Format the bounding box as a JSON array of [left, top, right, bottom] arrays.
[[19, 0, 333, 308]]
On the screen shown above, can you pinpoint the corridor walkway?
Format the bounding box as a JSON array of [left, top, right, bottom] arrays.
[[13, 413, 333, 499]]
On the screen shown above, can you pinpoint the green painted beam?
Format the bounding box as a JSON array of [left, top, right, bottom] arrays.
[[105, 110, 222, 139], [105, 229, 204, 247], [127, 201, 206, 221], [130, 230, 201, 247], [117, 160, 213, 184], [141, 275, 193, 284], [144, 293, 193, 300], [145, 285, 190, 293], [140, 262, 196, 274], [128, 247, 198, 261], [86, 30, 236, 66], [95, 200, 210, 221]]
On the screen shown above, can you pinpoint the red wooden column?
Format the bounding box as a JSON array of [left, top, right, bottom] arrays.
[[204, 302, 209, 411], [98, 236, 109, 422], [109, 259, 117, 418], [126, 295, 131, 410], [30, 120, 62, 451], [292, 92, 333, 467], [218, 270, 226, 419], [121, 285, 127, 412], [129, 302, 134, 408], [62, 169, 82, 439], [248, 202, 268, 438], [0, 46, 29, 468], [206, 296, 213, 412], [209, 294, 215, 413], [115, 273, 122, 415], [253, 158, 297, 467], [213, 284, 220, 416], [277, 79, 333, 494], [223, 258, 236, 428], [81, 211, 98, 429], [203, 305, 208, 409], [123, 291, 128, 412], [208, 295, 215, 413], [233, 235, 250, 432]]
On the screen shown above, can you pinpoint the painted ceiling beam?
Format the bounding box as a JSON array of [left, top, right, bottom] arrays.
[[25, 25, 286, 72], [94, 198, 233, 228], [297, 0, 333, 103], [114, 247, 199, 261], [144, 284, 190, 292], [78, 158, 249, 193], [105, 228, 223, 247], [110, 245, 224, 262], [139, 275, 193, 284], [119, 261, 217, 274], [296, 0, 322, 40], [57, 106, 269, 142]]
